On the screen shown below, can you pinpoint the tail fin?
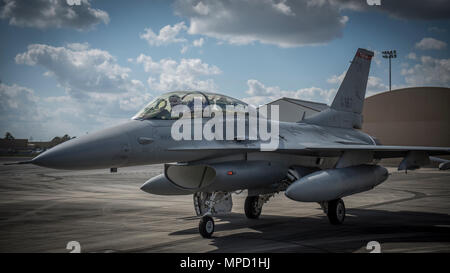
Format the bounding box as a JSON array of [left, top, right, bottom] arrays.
[[305, 48, 373, 129], [331, 48, 373, 114]]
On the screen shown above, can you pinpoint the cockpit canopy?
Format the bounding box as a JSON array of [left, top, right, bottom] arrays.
[[133, 91, 249, 120]]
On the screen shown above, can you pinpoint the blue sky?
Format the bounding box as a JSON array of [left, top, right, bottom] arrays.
[[1, 0, 449, 140]]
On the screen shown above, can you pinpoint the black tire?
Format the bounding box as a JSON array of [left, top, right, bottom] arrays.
[[199, 216, 214, 238], [245, 196, 262, 219], [327, 198, 345, 225]]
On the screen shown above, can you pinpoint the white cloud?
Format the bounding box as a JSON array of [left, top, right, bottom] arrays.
[[273, 0, 295, 16], [372, 50, 382, 66], [327, 67, 412, 97], [406, 52, 417, 60], [401, 56, 450, 86], [140, 22, 188, 46], [331, 0, 450, 20], [174, 0, 348, 47], [326, 71, 346, 84], [0, 81, 151, 140], [42, 86, 151, 138], [0, 83, 42, 122], [242, 79, 336, 106], [181, 45, 189, 54], [415, 37, 447, 50], [15, 43, 141, 95], [326, 71, 388, 97], [193, 1, 210, 15], [179, 37, 204, 54], [14, 43, 153, 138], [366, 76, 389, 96], [173, 1, 447, 49], [193, 37, 204, 47], [0, 82, 60, 139], [0, 0, 109, 30], [135, 54, 221, 92], [66, 42, 90, 51]]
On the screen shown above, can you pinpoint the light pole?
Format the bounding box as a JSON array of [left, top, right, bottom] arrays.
[[382, 50, 397, 91]]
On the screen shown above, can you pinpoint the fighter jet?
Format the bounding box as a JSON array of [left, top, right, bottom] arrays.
[[24, 48, 450, 238]]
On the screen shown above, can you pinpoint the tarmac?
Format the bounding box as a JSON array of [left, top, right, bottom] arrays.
[[0, 156, 449, 253]]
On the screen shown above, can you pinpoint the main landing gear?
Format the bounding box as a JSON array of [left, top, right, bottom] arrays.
[[321, 198, 346, 225], [244, 194, 273, 219], [244, 196, 262, 219]]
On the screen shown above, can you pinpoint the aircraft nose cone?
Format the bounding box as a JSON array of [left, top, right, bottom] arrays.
[[32, 122, 134, 170]]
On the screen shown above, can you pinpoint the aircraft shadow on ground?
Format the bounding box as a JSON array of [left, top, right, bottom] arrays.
[[169, 208, 450, 252]]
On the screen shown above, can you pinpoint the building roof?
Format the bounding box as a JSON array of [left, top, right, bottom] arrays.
[[365, 86, 450, 100], [267, 97, 329, 112]]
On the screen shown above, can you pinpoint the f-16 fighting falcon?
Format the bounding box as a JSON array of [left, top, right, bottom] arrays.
[[19, 48, 450, 238]]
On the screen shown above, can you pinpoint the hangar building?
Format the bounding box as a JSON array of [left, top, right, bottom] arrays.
[[265, 97, 329, 122], [362, 87, 450, 147], [265, 87, 450, 148]]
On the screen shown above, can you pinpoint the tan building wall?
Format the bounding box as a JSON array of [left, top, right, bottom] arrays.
[[362, 87, 450, 147]]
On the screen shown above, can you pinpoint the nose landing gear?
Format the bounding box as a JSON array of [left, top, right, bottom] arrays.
[[194, 192, 232, 238], [199, 216, 215, 238], [194, 192, 275, 238]]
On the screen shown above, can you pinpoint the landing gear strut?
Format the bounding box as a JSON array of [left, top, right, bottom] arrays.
[[326, 198, 346, 225], [193, 192, 232, 238], [194, 192, 274, 237]]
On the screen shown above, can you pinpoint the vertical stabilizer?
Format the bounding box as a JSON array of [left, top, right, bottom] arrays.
[[304, 48, 374, 129], [331, 48, 373, 114]]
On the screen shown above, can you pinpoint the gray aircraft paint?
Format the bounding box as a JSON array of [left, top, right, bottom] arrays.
[[30, 48, 450, 200], [285, 165, 389, 202]]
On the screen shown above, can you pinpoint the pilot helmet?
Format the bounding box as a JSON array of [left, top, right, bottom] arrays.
[[169, 94, 182, 106]]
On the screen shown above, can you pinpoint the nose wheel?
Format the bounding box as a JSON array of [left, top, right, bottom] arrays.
[[327, 198, 346, 225], [199, 216, 215, 238]]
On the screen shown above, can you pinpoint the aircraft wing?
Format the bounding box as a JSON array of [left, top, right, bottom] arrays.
[[168, 143, 449, 170], [300, 144, 450, 158], [169, 143, 450, 158]]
